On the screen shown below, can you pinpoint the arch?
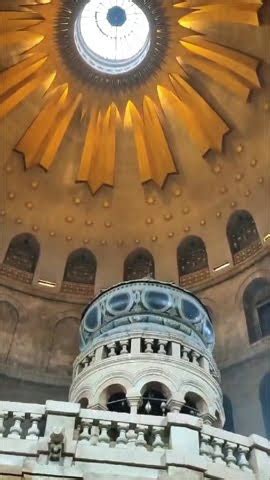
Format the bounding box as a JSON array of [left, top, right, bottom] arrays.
[[138, 381, 170, 416], [0, 301, 19, 363], [227, 210, 261, 265], [260, 373, 270, 439], [47, 317, 80, 374], [182, 391, 208, 416], [177, 236, 209, 287], [223, 394, 235, 433], [98, 383, 130, 413], [123, 248, 155, 281], [243, 278, 270, 343], [62, 248, 97, 296], [3, 233, 40, 274]]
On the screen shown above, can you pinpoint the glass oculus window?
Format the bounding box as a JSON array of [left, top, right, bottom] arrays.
[[74, 0, 151, 75]]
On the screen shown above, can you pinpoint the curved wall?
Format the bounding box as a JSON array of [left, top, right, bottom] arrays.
[[0, 249, 269, 438]]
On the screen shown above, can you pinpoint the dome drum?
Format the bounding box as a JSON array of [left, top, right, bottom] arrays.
[[80, 280, 215, 352]]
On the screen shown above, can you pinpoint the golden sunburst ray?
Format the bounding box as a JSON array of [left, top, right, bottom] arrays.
[[0, 0, 264, 193]]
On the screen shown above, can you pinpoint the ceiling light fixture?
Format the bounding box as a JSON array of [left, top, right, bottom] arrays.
[[213, 262, 230, 272], [38, 280, 57, 288]]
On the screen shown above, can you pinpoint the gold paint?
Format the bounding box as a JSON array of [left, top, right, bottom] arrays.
[[105, 221, 112, 228], [184, 226, 191, 233], [25, 201, 33, 209], [73, 197, 81, 205], [66, 235, 72, 242], [231, 201, 237, 208], [146, 217, 153, 225], [164, 213, 173, 221], [85, 219, 93, 226], [32, 225, 39, 232], [200, 219, 206, 226], [0, 0, 263, 193], [65, 216, 74, 223], [151, 235, 158, 242], [0, 210, 6, 216], [250, 159, 258, 167], [146, 196, 155, 205], [220, 186, 228, 194], [258, 177, 264, 184], [31, 180, 39, 189], [15, 217, 22, 224], [49, 231, 56, 237], [168, 232, 175, 238], [235, 173, 243, 182], [216, 212, 222, 218], [174, 188, 182, 197], [8, 192, 15, 200], [103, 201, 110, 208], [5, 165, 12, 173], [245, 189, 251, 197], [236, 144, 244, 153], [183, 207, 190, 215]]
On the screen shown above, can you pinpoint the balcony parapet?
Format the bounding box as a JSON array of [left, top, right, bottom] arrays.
[[0, 401, 269, 479]]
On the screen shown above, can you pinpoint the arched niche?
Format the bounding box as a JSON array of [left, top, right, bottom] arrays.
[[47, 317, 80, 375], [243, 277, 270, 343], [177, 236, 210, 287], [123, 248, 155, 281], [260, 373, 270, 439], [2, 233, 40, 283], [0, 301, 19, 363], [227, 210, 262, 265], [138, 381, 170, 416], [223, 394, 235, 433], [99, 384, 130, 413], [62, 248, 97, 297]]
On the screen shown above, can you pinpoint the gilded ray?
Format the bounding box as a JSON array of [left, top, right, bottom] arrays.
[[0, 70, 55, 120], [88, 104, 118, 193], [143, 96, 177, 187], [16, 84, 68, 168], [0, 53, 48, 97], [40, 93, 82, 170], [0, 0, 264, 193]]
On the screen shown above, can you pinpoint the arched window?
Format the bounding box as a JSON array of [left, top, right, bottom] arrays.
[[177, 236, 210, 287], [243, 278, 270, 343], [138, 382, 169, 416], [0, 301, 19, 363], [1, 233, 40, 283], [260, 373, 270, 439], [47, 317, 80, 375], [100, 384, 130, 413], [124, 248, 155, 281], [181, 392, 207, 417], [223, 394, 235, 433], [227, 210, 261, 265], [62, 248, 97, 297]]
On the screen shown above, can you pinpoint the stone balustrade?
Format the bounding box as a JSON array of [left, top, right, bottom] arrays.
[[0, 401, 269, 479], [74, 334, 220, 382]]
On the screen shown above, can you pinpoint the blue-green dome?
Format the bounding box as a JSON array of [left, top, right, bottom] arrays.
[[80, 280, 215, 351]]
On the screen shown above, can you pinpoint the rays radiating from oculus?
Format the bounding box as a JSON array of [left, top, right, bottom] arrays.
[[0, 0, 262, 193]]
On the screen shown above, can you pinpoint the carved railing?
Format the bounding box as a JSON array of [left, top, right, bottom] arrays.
[[0, 401, 269, 479], [233, 240, 262, 265], [74, 334, 220, 382], [61, 280, 95, 297], [179, 267, 210, 288], [0, 263, 33, 285]]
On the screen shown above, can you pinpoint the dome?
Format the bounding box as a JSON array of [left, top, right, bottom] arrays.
[[80, 280, 215, 351]]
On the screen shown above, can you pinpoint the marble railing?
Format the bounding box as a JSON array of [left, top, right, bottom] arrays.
[[74, 334, 220, 383], [0, 400, 269, 480]]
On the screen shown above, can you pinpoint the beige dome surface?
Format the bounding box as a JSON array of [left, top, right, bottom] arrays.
[[0, 0, 269, 293]]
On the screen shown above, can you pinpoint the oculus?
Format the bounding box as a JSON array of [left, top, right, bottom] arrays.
[[74, 0, 151, 75]]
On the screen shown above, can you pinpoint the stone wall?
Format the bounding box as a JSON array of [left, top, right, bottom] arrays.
[[0, 253, 269, 439]]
